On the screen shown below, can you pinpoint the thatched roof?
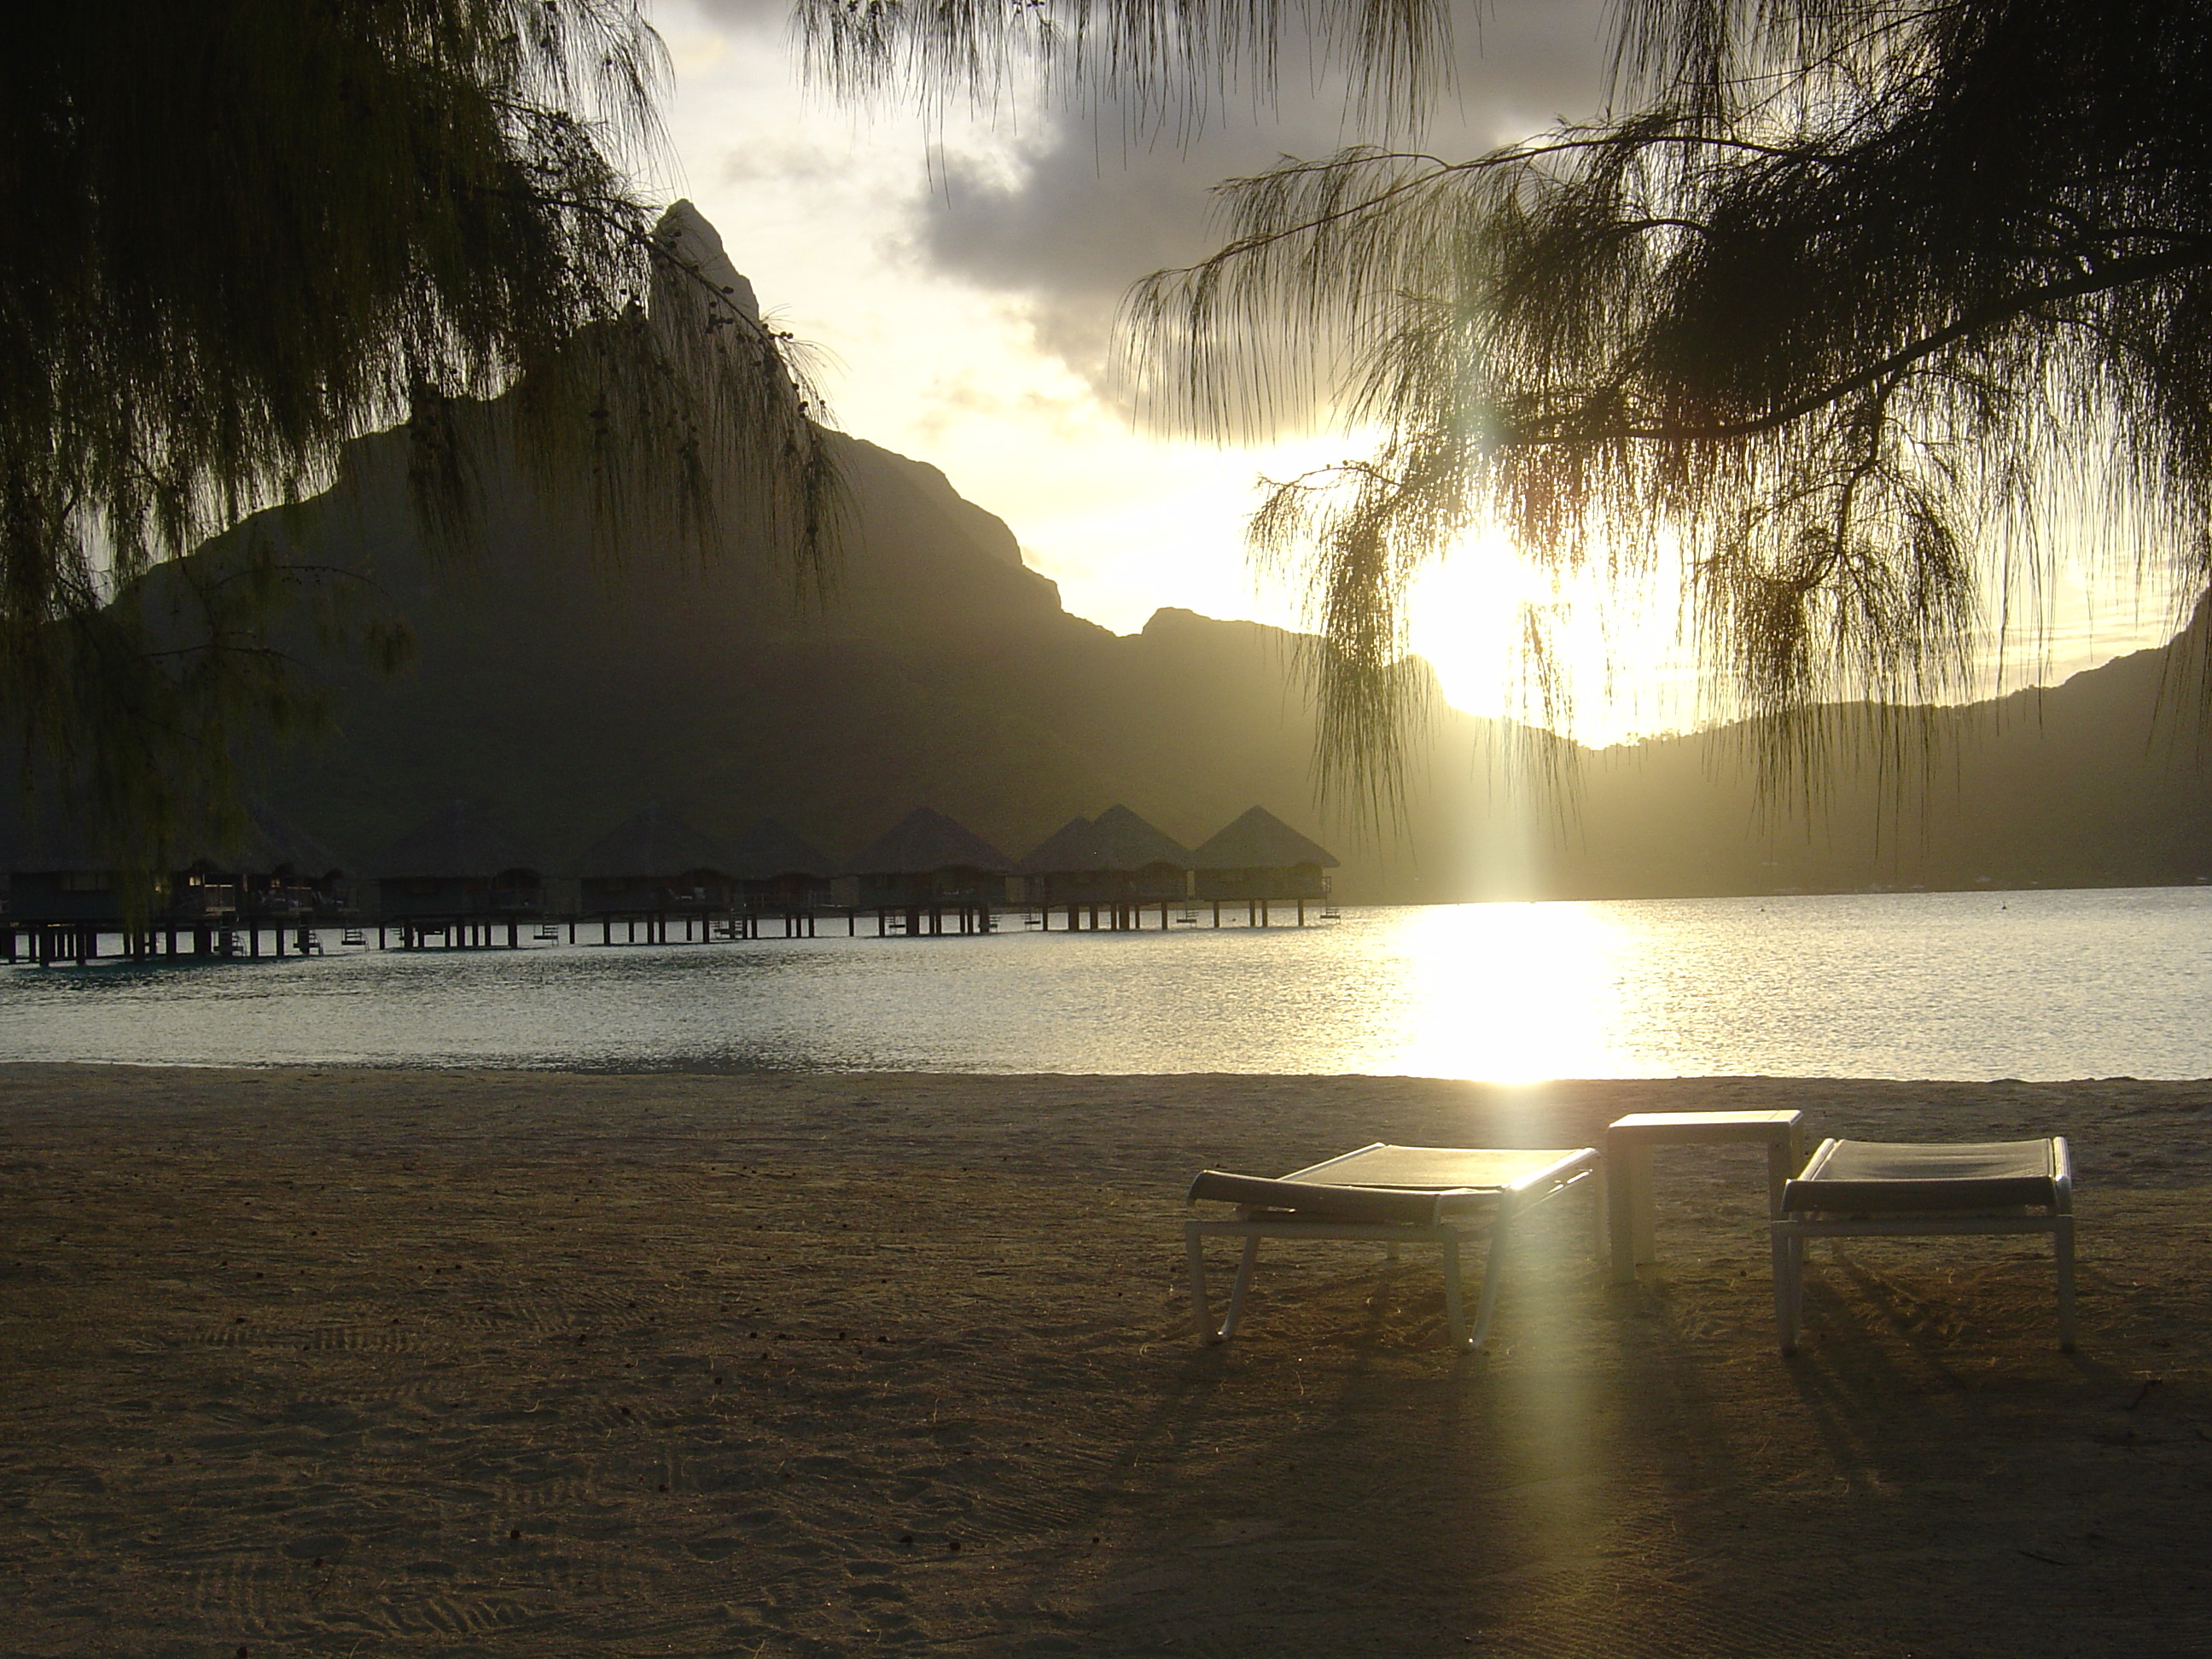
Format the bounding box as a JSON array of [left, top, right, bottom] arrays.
[[1020, 806, 1191, 874], [1190, 806, 1339, 870], [724, 818, 832, 880], [378, 802, 542, 879], [1018, 816, 1097, 874], [236, 801, 344, 878], [843, 807, 1013, 876], [573, 805, 732, 879], [1092, 804, 1193, 869]]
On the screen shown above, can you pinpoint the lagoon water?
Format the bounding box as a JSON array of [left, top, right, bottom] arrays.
[[3, 887, 2209, 1080]]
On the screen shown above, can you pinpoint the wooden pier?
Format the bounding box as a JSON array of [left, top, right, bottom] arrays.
[[0, 885, 1342, 967], [1, 803, 1342, 967], [3, 917, 335, 964]]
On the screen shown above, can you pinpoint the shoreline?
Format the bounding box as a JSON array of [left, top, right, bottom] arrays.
[[4, 1062, 2210, 1654], [15, 1052, 2212, 1086]]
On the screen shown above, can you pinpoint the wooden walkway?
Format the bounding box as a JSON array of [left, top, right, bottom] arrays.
[[0, 896, 1333, 965]]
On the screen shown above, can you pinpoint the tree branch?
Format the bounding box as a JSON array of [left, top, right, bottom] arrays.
[[1512, 243, 2212, 446]]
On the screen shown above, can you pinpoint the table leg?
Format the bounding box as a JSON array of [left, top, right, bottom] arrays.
[[1606, 1141, 1652, 1283], [1772, 1224, 1802, 1354], [2054, 1215, 2077, 1353], [1629, 1143, 1656, 1266]]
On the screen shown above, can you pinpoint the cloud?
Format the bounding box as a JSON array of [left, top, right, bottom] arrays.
[[899, 0, 1614, 396], [681, 0, 791, 33], [905, 368, 1104, 446], [719, 137, 853, 187], [912, 133, 1220, 388]]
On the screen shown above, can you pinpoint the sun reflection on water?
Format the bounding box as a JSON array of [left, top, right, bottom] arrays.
[[1383, 902, 1633, 1083]]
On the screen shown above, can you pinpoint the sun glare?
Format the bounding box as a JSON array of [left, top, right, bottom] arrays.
[[1387, 901, 1633, 1084], [1406, 525, 1703, 748]]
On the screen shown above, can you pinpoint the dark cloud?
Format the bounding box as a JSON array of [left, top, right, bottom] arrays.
[[904, 0, 1614, 392], [915, 132, 1255, 387]]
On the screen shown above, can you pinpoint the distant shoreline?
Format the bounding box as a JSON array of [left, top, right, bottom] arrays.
[[15, 1055, 2212, 1086]]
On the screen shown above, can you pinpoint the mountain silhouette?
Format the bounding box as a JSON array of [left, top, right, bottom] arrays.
[[136, 206, 2212, 904]]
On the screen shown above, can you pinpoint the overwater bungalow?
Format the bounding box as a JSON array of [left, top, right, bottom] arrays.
[[3, 826, 222, 963], [375, 801, 546, 946], [841, 807, 1013, 936], [1019, 816, 1096, 893], [1190, 806, 1341, 924], [725, 818, 834, 933], [1018, 804, 1193, 928], [3, 800, 351, 963], [231, 802, 354, 923], [573, 805, 736, 943]]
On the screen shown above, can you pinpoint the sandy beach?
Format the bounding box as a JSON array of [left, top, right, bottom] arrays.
[[3, 1062, 2209, 1656]]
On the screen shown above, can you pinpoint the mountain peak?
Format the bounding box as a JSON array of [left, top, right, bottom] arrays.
[[652, 199, 761, 324]]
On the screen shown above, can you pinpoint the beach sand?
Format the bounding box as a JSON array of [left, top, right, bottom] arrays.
[[3, 1062, 2209, 1656]]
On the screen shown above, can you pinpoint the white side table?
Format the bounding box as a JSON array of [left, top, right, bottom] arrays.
[[1605, 1110, 1807, 1284]]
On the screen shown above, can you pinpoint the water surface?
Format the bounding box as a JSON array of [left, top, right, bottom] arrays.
[[3, 888, 2206, 1079]]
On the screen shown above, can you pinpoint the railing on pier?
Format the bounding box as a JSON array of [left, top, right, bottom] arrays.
[[0, 889, 1338, 967]]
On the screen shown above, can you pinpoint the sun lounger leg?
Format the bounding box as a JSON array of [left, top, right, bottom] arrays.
[[1440, 1231, 1467, 1346], [1185, 1222, 1216, 1344], [2054, 1214, 2077, 1353], [1772, 1224, 1802, 1354], [1466, 1206, 1515, 1351], [1767, 1134, 1800, 1219], [1217, 1237, 1260, 1342]]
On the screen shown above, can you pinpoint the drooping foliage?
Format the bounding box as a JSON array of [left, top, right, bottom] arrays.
[[1125, 0, 2212, 804], [2, 1, 833, 875], [795, 0, 1450, 138]]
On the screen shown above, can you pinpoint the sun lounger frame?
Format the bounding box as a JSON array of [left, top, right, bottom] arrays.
[[1770, 1136, 2075, 1354], [1184, 1144, 1604, 1351]]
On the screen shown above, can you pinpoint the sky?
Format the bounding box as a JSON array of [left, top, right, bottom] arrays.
[[641, 0, 2187, 747]]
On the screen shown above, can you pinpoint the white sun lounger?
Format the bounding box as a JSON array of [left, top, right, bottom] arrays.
[[1184, 1143, 1604, 1351], [1771, 1137, 2076, 1354]]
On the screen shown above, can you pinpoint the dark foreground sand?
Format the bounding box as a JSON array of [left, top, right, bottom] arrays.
[[3, 1064, 2209, 1657]]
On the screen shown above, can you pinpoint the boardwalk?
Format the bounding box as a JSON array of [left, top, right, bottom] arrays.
[[3, 805, 1342, 962]]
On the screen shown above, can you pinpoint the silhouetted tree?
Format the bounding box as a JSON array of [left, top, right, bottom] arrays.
[[3, 1, 833, 868], [1117, 0, 2212, 797]]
